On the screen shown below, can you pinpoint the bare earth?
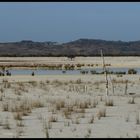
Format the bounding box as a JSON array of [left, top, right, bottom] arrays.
[[0, 57, 140, 138]]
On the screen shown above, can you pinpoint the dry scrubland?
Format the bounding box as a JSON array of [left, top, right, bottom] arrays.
[[0, 57, 140, 138], [0, 74, 140, 138]]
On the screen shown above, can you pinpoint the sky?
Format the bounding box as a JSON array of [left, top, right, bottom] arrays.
[[0, 2, 140, 43]]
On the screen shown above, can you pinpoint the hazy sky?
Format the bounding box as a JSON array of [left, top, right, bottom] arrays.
[[0, 2, 140, 43]]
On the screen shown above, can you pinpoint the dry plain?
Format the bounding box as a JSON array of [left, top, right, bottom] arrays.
[[0, 56, 140, 68], [0, 57, 140, 138]]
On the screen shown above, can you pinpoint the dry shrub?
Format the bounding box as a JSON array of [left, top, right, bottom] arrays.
[[46, 80, 50, 84], [125, 114, 129, 122], [13, 112, 23, 120], [47, 121, 52, 129], [2, 102, 9, 111], [97, 108, 106, 119], [52, 80, 63, 85], [112, 79, 130, 84], [128, 97, 135, 104], [63, 108, 72, 119], [105, 98, 114, 106], [0, 94, 3, 101], [75, 118, 80, 124], [92, 99, 98, 108], [28, 81, 38, 87], [16, 120, 24, 127], [79, 101, 89, 109], [31, 99, 44, 108], [11, 100, 32, 114], [0, 88, 4, 93], [55, 100, 65, 110], [49, 115, 58, 122], [76, 79, 82, 84], [3, 120, 11, 129], [89, 115, 94, 124], [136, 112, 140, 125], [44, 124, 49, 138]]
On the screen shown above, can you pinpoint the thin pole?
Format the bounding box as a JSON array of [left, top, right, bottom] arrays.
[[124, 80, 128, 95], [101, 50, 109, 96], [107, 68, 115, 95]]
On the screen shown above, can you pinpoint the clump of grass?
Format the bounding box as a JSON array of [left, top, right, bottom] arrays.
[[0, 87, 4, 93], [128, 97, 135, 104], [136, 134, 139, 138], [80, 113, 85, 118], [3, 79, 10, 88], [44, 122, 49, 138], [28, 81, 38, 87], [15, 127, 24, 138], [92, 99, 98, 108], [75, 118, 80, 124], [125, 114, 129, 122], [11, 100, 32, 115], [100, 96, 103, 102], [0, 118, 3, 126], [136, 112, 140, 125], [97, 108, 106, 119], [13, 112, 23, 120], [59, 128, 63, 133], [76, 79, 82, 84], [3, 116, 11, 129], [2, 102, 9, 111], [49, 115, 58, 123], [79, 101, 88, 109], [89, 115, 94, 124], [64, 121, 70, 127], [37, 114, 43, 121], [47, 121, 52, 129], [46, 80, 50, 84], [63, 108, 72, 119], [105, 98, 114, 106], [16, 120, 24, 127], [7, 82, 11, 88], [31, 99, 45, 108], [85, 128, 91, 138], [55, 100, 65, 110], [0, 94, 3, 101]]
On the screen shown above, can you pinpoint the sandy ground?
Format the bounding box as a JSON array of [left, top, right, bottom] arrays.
[[0, 57, 140, 68], [0, 74, 140, 138]]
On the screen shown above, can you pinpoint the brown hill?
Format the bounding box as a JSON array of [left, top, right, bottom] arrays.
[[0, 39, 140, 56]]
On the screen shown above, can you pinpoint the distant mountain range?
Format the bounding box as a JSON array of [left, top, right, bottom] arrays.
[[0, 39, 140, 56]]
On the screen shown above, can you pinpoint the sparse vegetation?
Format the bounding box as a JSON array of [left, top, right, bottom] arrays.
[[0, 60, 139, 138], [128, 69, 137, 74]]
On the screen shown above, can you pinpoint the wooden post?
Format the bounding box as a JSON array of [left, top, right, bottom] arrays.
[[101, 50, 109, 96], [124, 80, 128, 95], [108, 68, 114, 95]]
